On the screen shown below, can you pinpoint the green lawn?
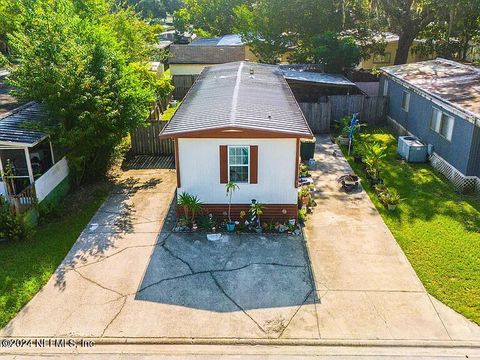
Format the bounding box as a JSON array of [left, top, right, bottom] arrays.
[[162, 101, 181, 121], [341, 128, 480, 325], [0, 184, 109, 328]]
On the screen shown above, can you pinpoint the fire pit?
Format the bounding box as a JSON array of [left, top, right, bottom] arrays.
[[337, 174, 360, 193]]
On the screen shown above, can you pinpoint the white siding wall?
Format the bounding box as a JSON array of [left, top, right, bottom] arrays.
[[178, 138, 297, 204], [35, 157, 69, 202], [170, 64, 209, 76]]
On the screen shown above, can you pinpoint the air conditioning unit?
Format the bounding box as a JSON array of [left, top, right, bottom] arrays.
[[397, 136, 428, 163]]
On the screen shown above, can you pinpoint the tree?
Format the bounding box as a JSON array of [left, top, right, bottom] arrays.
[[173, 7, 191, 34], [290, 32, 361, 73], [414, 0, 480, 60], [372, 0, 441, 64], [182, 0, 251, 36], [8, 0, 164, 184], [234, 0, 369, 64]]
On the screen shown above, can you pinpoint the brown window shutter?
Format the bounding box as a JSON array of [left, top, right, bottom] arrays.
[[219, 145, 228, 183], [250, 145, 258, 184]]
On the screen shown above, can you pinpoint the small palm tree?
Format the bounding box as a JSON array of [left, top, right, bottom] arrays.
[[225, 181, 239, 223]]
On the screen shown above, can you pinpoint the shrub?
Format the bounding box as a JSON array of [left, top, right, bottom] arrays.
[[177, 192, 203, 223], [0, 197, 30, 241]]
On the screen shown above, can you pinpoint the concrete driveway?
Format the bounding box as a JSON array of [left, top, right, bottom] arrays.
[[304, 135, 480, 343], [1, 167, 317, 339], [2, 142, 480, 349]]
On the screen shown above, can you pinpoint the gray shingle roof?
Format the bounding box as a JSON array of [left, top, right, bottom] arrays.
[[161, 62, 313, 138], [0, 102, 49, 146], [169, 45, 246, 64], [381, 58, 480, 120]]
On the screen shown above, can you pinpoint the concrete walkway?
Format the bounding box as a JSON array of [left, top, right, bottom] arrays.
[[304, 135, 480, 342]]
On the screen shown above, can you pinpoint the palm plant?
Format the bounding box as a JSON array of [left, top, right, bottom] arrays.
[[178, 192, 203, 223], [178, 192, 191, 220], [225, 181, 239, 224]]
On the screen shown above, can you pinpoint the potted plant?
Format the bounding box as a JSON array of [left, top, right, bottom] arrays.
[[298, 186, 311, 207], [337, 116, 351, 145], [380, 188, 401, 210], [363, 142, 386, 186], [225, 181, 239, 232]]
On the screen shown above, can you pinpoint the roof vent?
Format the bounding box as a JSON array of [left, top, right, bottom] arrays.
[[249, 67, 254, 76]]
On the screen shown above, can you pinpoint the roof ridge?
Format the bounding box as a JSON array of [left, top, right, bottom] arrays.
[[229, 61, 244, 125]]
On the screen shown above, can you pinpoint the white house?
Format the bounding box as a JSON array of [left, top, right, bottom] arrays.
[[160, 61, 313, 220], [0, 102, 69, 210]]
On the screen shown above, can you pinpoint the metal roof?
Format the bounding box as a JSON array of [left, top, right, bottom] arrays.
[[161, 62, 313, 138], [0, 102, 49, 146], [281, 69, 356, 87], [191, 34, 244, 46], [169, 44, 246, 64], [381, 58, 480, 120]]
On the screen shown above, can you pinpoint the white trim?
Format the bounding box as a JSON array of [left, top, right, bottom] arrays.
[[227, 145, 250, 183], [430, 152, 480, 192], [401, 90, 410, 112], [383, 79, 389, 96], [431, 107, 454, 142], [24, 147, 35, 184]]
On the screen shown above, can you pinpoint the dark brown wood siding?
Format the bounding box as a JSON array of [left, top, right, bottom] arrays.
[[185, 204, 298, 221], [219, 145, 228, 183], [250, 145, 258, 184]]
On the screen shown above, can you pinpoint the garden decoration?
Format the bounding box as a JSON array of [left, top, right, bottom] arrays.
[[248, 199, 264, 231], [337, 174, 360, 193], [348, 113, 360, 155]]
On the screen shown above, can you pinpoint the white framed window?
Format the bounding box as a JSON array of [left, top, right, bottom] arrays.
[[401, 91, 410, 112], [430, 107, 454, 141], [383, 80, 389, 96], [228, 145, 249, 183]]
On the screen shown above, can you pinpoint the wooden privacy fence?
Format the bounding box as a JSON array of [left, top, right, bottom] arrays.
[[300, 95, 387, 134], [130, 120, 174, 155], [130, 102, 174, 156]]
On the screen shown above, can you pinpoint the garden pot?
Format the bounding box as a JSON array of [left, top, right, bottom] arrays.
[[388, 204, 397, 211], [338, 136, 350, 146], [354, 155, 363, 163], [301, 196, 310, 206], [226, 222, 236, 232]]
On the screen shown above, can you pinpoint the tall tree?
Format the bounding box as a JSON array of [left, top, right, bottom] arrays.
[[8, 0, 168, 183], [372, 0, 439, 64], [182, 0, 253, 36], [234, 0, 344, 63]]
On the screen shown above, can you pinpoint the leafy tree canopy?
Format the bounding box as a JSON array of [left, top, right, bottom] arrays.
[[8, 0, 171, 184], [290, 32, 361, 74]]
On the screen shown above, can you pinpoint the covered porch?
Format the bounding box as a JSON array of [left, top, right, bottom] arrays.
[[0, 103, 69, 213]]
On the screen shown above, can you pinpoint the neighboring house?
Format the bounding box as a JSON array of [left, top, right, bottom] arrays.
[[169, 34, 258, 99], [380, 58, 480, 192], [160, 61, 313, 220], [0, 102, 69, 207], [359, 33, 433, 70]]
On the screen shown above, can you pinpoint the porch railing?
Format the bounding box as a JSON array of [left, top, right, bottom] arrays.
[[8, 183, 37, 215]]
